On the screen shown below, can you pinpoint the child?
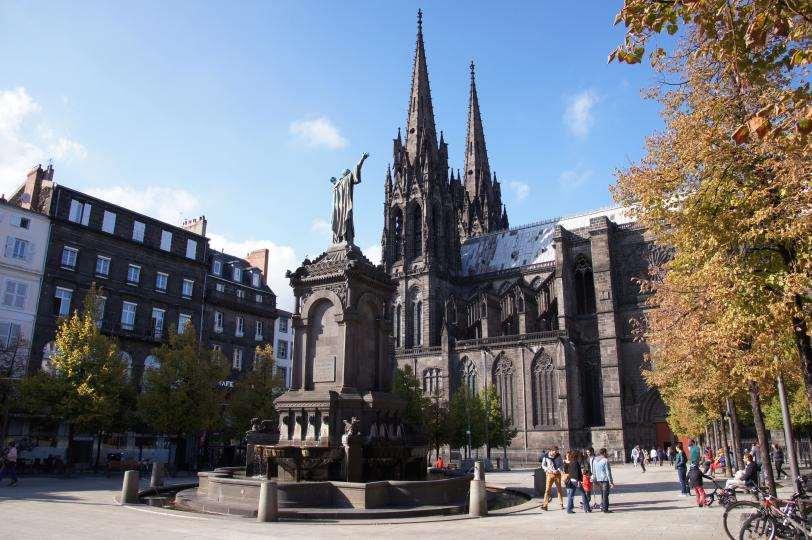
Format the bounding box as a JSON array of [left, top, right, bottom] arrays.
[[687, 465, 706, 507]]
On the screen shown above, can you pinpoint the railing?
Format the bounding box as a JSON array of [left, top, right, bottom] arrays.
[[397, 345, 442, 357], [455, 330, 565, 349]]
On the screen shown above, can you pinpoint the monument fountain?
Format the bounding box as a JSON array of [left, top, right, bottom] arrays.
[[175, 154, 478, 517]]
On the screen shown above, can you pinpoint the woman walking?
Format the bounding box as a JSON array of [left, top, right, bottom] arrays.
[[563, 451, 591, 513], [592, 448, 614, 513], [674, 442, 690, 496]]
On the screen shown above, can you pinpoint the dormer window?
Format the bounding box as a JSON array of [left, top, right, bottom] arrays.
[[233, 266, 242, 282], [251, 273, 260, 287], [212, 259, 222, 275]]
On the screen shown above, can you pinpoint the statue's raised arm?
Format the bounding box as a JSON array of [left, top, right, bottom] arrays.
[[353, 152, 369, 185]]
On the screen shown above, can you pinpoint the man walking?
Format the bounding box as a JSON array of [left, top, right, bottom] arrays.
[[0, 441, 19, 486], [593, 448, 615, 513], [541, 446, 565, 511], [688, 439, 701, 469]]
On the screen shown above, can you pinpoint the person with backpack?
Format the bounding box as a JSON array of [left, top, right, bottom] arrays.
[[0, 441, 19, 486], [592, 448, 615, 513], [563, 450, 591, 514], [687, 465, 707, 507], [540, 446, 565, 511]]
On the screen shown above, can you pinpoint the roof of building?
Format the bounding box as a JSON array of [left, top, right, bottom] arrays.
[[460, 206, 634, 276]]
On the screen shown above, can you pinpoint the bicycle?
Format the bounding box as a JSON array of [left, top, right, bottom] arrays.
[[724, 484, 770, 539], [739, 477, 810, 540]]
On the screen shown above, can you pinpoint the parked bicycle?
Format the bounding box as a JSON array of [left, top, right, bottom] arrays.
[[738, 477, 810, 540]]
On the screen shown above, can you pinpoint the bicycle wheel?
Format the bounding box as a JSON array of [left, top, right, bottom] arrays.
[[739, 512, 776, 540], [725, 501, 764, 539]]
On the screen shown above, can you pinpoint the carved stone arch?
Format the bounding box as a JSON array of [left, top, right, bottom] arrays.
[[530, 349, 557, 427], [491, 352, 515, 421], [301, 288, 345, 322], [637, 387, 668, 425], [304, 297, 340, 390]]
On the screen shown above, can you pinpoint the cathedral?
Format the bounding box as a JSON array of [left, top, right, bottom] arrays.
[[383, 12, 670, 461]]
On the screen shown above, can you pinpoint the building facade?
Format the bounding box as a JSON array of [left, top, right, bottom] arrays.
[[274, 309, 294, 388], [0, 198, 50, 378], [384, 13, 668, 461]]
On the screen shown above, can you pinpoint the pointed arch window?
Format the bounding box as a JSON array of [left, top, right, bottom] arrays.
[[492, 354, 514, 421], [458, 357, 477, 395], [394, 302, 402, 348], [531, 350, 557, 427], [582, 347, 604, 426], [392, 207, 403, 261], [574, 255, 596, 315], [422, 368, 442, 397], [412, 204, 422, 258]]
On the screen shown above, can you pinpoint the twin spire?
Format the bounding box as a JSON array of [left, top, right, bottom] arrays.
[[402, 10, 507, 238]]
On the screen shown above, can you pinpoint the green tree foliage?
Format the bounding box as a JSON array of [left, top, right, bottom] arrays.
[[225, 344, 285, 440], [765, 382, 812, 435], [392, 365, 428, 428], [423, 399, 451, 459], [448, 389, 485, 451], [137, 326, 228, 441], [20, 285, 131, 464], [482, 386, 518, 452]]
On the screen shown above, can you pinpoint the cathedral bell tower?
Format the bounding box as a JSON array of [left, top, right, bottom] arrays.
[[382, 10, 460, 349]]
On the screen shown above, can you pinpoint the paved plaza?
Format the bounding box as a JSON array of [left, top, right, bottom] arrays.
[[0, 464, 735, 539]]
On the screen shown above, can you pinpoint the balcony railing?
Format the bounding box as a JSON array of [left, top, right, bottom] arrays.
[[396, 345, 442, 357], [455, 330, 565, 349]]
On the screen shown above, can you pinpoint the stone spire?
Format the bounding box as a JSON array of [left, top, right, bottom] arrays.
[[405, 9, 437, 166], [463, 61, 490, 199]]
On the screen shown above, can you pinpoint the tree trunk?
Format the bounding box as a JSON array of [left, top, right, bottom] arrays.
[[719, 415, 733, 477], [791, 308, 812, 417], [728, 398, 743, 467], [94, 430, 103, 471], [777, 374, 801, 483], [748, 382, 776, 496]]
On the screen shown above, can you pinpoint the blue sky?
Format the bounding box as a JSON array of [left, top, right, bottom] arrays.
[[0, 1, 663, 309]]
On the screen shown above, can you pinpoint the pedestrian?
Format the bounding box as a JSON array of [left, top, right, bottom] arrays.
[[667, 445, 676, 464], [725, 452, 758, 491], [586, 447, 601, 510], [772, 444, 785, 480], [658, 447, 666, 466], [540, 446, 565, 511], [434, 455, 446, 469], [650, 447, 659, 467], [563, 451, 591, 514], [674, 442, 690, 496], [592, 448, 615, 513], [687, 439, 701, 469], [0, 440, 19, 486], [688, 465, 707, 507], [630, 445, 639, 468], [635, 445, 647, 472]]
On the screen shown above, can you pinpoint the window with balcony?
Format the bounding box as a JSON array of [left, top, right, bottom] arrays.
[[235, 316, 244, 337], [232, 348, 243, 371], [127, 264, 141, 285], [255, 320, 263, 341], [95, 256, 111, 277], [236, 289, 245, 300], [95, 296, 106, 328], [214, 311, 223, 333], [61, 246, 78, 270], [155, 272, 168, 292], [182, 279, 194, 298], [121, 301, 137, 330], [151, 308, 165, 339], [178, 313, 192, 334], [215, 282, 225, 292]]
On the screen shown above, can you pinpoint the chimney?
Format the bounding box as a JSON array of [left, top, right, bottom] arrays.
[[181, 215, 207, 237], [246, 249, 269, 283], [19, 164, 54, 212]]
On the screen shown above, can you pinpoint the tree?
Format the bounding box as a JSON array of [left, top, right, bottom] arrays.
[[611, 1, 811, 495], [20, 285, 131, 467], [225, 344, 285, 441], [481, 386, 518, 457], [0, 333, 28, 443], [423, 399, 451, 461], [448, 389, 485, 455], [137, 326, 228, 469]]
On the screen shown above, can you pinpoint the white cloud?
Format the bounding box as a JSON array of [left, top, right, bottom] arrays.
[[363, 244, 382, 265], [0, 86, 88, 196], [563, 90, 598, 138], [87, 186, 200, 225], [289, 117, 348, 150], [310, 217, 330, 237], [208, 234, 299, 312], [558, 166, 594, 191], [51, 137, 87, 161], [508, 180, 531, 202]]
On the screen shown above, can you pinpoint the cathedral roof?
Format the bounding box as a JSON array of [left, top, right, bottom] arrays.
[[459, 206, 634, 276]]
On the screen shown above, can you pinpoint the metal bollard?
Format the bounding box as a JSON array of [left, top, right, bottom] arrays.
[[121, 470, 140, 504], [469, 460, 487, 517], [533, 467, 546, 497], [257, 480, 279, 522], [150, 462, 164, 488]]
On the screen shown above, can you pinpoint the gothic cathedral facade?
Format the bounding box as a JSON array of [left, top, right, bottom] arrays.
[[382, 12, 670, 461]]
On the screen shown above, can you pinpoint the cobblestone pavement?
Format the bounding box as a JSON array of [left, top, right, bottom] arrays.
[[0, 464, 750, 539]]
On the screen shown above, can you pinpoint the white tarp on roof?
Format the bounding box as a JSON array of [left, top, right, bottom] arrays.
[[460, 206, 634, 276]]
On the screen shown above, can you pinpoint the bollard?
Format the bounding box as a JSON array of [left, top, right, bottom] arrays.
[[150, 462, 164, 488], [121, 470, 140, 504], [257, 480, 279, 522], [469, 460, 487, 517], [533, 467, 546, 497]]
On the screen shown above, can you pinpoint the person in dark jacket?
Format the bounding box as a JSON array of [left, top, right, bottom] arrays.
[[687, 465, 707, 507], [772, 444, 786, 480], [725, 452, 758, 490], [564, 450, 591, 513], [674, 442, 690, 496]]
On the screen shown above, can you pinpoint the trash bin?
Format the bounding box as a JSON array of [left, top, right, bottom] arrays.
[[533, 467, 546, 497]]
